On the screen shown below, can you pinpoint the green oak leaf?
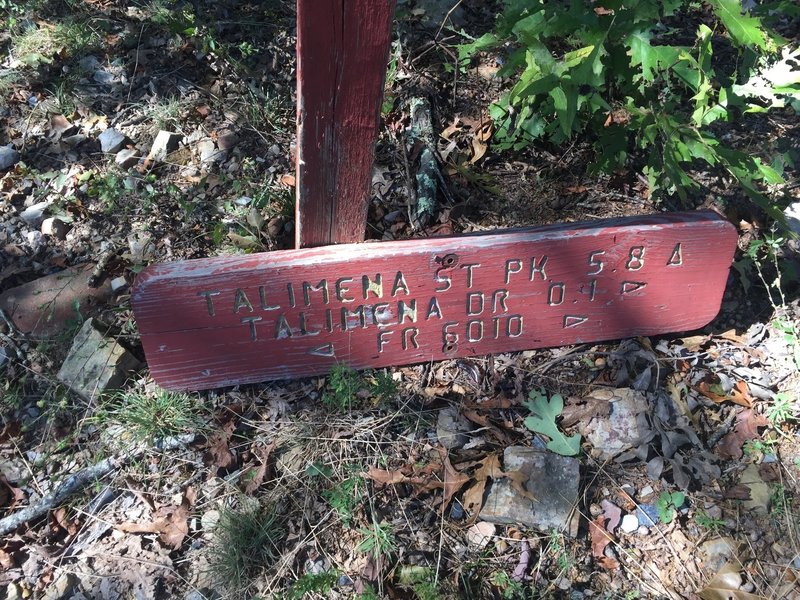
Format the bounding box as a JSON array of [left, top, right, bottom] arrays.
[[523, 389, 581, 456], [709, 0, 771, 50]]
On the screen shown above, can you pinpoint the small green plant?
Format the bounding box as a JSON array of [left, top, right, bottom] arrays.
[[695, 509, 725, 533], [285, 571, 340, 600], [656, 491, 686, 524], [743, 437, 778, 456], [371, 370, 399, 403], [766, 392, 797, 427], [322, 364, 362, 411], [769, 483, 791, 518], [522, 389, 581, 456], [356, 519, 397, 561], [489, 570, 527, 599], [398, 565, 441, 600], [101, 389, 207, 443], [208, 503, 286, 598], [546, 529, 573, 572], [322, 472, 363, 527]]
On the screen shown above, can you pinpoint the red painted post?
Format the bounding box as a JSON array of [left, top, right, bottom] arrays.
[[295, 0, 396, 248]]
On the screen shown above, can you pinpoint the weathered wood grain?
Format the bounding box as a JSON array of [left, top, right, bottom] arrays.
[[295, 0, 395, 248], [132, 212, 738, 391]]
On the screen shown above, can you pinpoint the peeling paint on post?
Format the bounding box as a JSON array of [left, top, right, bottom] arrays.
[[295, 0, 396, 248], [132, 211, 738, 391]]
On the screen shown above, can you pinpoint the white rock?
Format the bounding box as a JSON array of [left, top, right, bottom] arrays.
[[0, 145, 20, 170], [110, 276, 128, 293], [197, 139, 218, 163], [465, 521, 495, 549], [41, 217, 70, 239], [639, 485, 654, 498], [149, 130, 182, 161], [620, 514, 639, 533]]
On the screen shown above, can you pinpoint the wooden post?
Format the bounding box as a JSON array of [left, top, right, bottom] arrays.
[[295, 0, 395, 248], [132, 212, 738, 391]]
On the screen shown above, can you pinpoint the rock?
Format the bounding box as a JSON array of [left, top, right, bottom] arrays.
[[578, 388, 651, 460], [43, 572, 76, 600], [26, 230, 43, 248], [620, 514, 638, 533], [0, 264, 113, 337], [197, 139, 219, 163], [110, 276, 128, 293], [98, 128, 128, 154], [480, 446, 581, 536], [465, 521, 495, 549], [93, 70, 115, 85], [41, 217, 71, 239], [149, 130, 182, 161], [0, 145, 20, 170], [20, 201, 49, 226], [436, 406, 472, 450], [216, 130, 238, 151], [115, 148, 140, 169], [699, 537, 737, 573], [635, 503, 659, 526], [57, 318, 141, 400], [740, 463, 770, 515], [0, 345, 7, 371], [785, 201, 800, 236]]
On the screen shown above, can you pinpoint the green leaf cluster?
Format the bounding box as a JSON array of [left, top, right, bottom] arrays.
[[460, 0, 799, 217], [656, 490, 686, 524], [522, 389, 581, 456]]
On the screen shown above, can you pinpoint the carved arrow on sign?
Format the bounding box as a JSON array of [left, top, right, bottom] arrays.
[[132, 211, 737, 391]]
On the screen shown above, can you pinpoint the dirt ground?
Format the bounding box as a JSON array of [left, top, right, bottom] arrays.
[[1, 1, 799, 599]]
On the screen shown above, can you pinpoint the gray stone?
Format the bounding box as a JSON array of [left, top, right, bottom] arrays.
[[41, 217, 71, 240], [20, 201, 49, 226], [43, 572, 76, 600], [578, 388, 651, 460], [149, 130, 182, 161], [480, 446, 581, 536], [0, 145, 20, 170], [57, 318, 141, 400], [197, 139, 219, 163], [98, 128, 128, 154], [436, 406, 472, 450], [26, 230, 43, 248], [93, 70, 115, 85], [115, 148, 140, 169]]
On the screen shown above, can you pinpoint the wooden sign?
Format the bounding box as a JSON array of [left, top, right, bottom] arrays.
[[295, 0, 395, 248], [132, 212, 737, 391]]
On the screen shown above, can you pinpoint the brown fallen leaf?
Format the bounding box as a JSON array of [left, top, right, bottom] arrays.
[[203, 420, 236, 471], [469, 137, 487, 164], [716, 409, 769, 459], [240, 441, 275, 494], [698, 561, 767, 600], [461, 453, 535, 521], [117, 487, 196, 550], [697, 380, 753, 408], [589, 516, 613, 560], [439, 446, 470, 514]]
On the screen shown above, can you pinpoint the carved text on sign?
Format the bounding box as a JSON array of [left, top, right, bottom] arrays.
[[132, 212, 737, 390]]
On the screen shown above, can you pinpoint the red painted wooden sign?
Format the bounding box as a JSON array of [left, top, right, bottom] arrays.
[[132, 211, 737, 391], [295, 0, 395, 248]]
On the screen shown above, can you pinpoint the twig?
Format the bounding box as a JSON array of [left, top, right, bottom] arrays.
[[0, 457, 119, 536], [0, 434, 195, 537]]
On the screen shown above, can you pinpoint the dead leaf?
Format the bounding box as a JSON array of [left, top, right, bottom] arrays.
[[697, 380, 753, 408], [440, 117, 461, 141], [365, 467, 410, 485], [589, 516, 613, 559], [0, 474, 24, 511], [698, 561, 767, 600], [469, 137, 487, 164], [465, 521, 495, 549], [716, 409, 769, 459], [280, 173, 296, 187], [117, 488, 195, 550], [203, 420, 237, 471], [241, 441, 275, 494], [439, 447, 470, 513]]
